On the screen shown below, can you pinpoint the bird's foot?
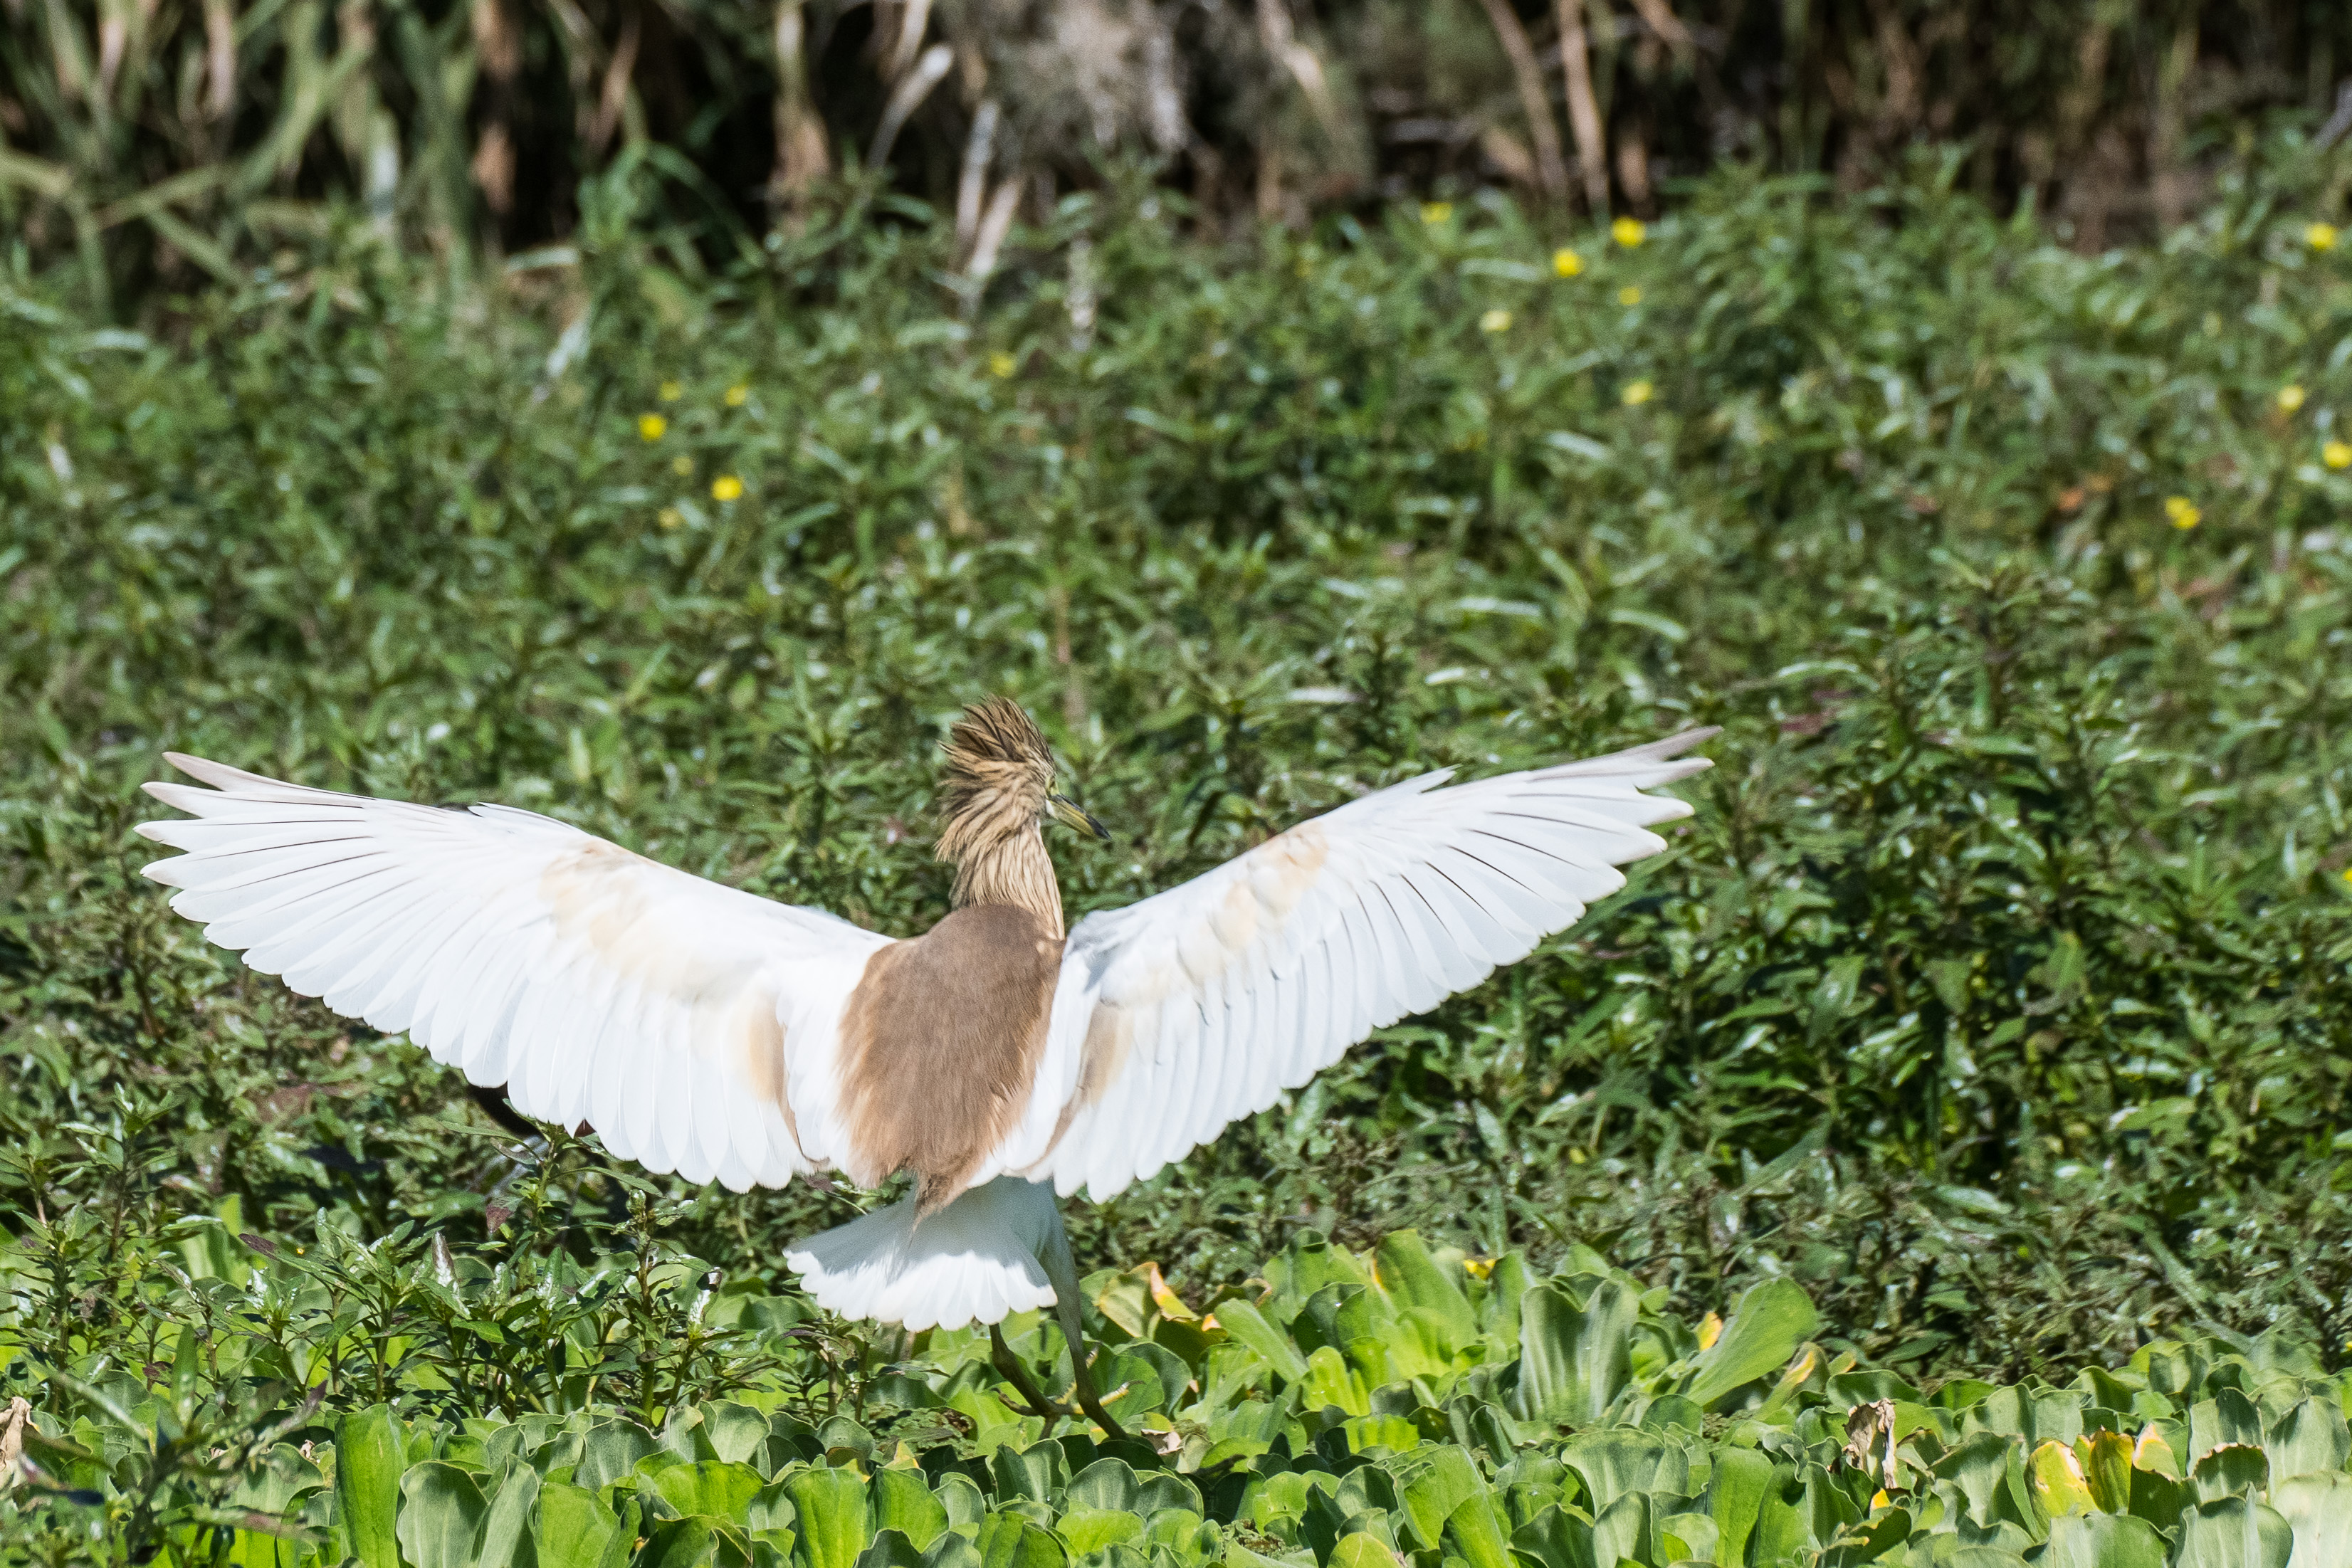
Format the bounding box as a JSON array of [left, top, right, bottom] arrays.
[[1065, 1345, 1131, 1443]]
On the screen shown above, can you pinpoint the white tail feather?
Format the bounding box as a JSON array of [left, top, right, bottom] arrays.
[[785, 1177, 1066, 1331]]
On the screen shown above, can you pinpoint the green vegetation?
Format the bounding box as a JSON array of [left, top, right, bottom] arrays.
[[6, 145, 2352, 1559]]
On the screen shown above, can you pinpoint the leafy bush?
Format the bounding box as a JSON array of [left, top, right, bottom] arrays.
[[12, 1225, 2352, 1568], [7, 151, 2352, 1557]]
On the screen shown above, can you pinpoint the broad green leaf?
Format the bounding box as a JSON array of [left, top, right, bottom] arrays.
[[2273, 1473, 2352, 1568], [1511, 1503, 1599, 1568], [1512, 1279, 1634, 1425], [534, 1481, 632, 1568], [992, 1441, 1070, 1505], [2264, 1396, 2350, 1482], [1387, 1443, 1489, 1549], [1657, 1510, 1718, 1564], [337, 1405, 407, 1568], [2028, 1440, 2095, 1519], [1066, 1461, 1141, 1513], [577, 1419, 661, 1490], [2075, 1431, 2132, 1514], [1059, 1508, 1145, 1555], [478, 1461, 540, 1568], [786, 1466, 876, 1568], [396, 1461, 489, 1568], [856, 1530, 930, 1568], [658, 1462, 771, 1523], [1441, 1493, 1515, 1568], [1588, 1492, 1647, 1568], [1683, 1280, 1820, 1410], [972, 1512, 1068, 1568], [1330, 1532, 1400, 1568], [2042, 1512, 2166, 1568], [1300, 1345, 1371, 1416], [1560, 1431, 1690, 1513], [1702, 1448, 1775, 1565], [2192, 1444, 2269, 1503], [1210, 1300, 1307, 1384], [2173, 1496, 2293, 1568], [2188, 1392, 2264, 1464], [873, 1468, 949, 1549], [1374, 1233, 1479, 1353]]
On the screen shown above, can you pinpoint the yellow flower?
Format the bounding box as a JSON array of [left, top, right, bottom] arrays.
[[1612, 216, 1646, 248], [2278, 384, 2307, 412], [2163, 495, 2202, 530], [1621, 379, 1654, 406], [1619, 286, 1643, 306], [658, 380, 683, 401], [1421, 201, 1454, 225], [1553, 247, 1584, 278], [989, 351, 1017, 379], [657, 506, 683, 530], [711, 475, 744, 502], [725, 384, 750, 407], [1480, 309, 1512, 333], [2308, 223, 2340, 252], [2343, 865, 2352, 885], [636, 414, 666, 441], [671, 455, 693, 476], [2326, 440, 2352, 470]]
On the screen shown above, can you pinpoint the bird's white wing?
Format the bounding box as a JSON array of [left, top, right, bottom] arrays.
[[1001, 729, 1717, 1200], [136, 754, 893, 1192]]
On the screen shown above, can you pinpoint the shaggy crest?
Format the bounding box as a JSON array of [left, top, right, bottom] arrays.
[[937, 698, 1056, 870]]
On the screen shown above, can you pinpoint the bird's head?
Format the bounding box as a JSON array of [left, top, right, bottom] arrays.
[[935, 696, 1111, 868]]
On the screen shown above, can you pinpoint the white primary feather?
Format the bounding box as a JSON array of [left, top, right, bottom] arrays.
[[137, 753, 891, 1194], [1014, 728, 1718, 1201]]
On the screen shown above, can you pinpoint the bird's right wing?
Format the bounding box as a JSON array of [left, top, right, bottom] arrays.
[[998, 730, 1717, 1200], [137, 754, 894, 1192]]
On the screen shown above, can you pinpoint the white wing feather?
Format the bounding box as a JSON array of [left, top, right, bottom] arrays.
[[136, 754, 891, 1191], [1010, 729, 1718, 1200]]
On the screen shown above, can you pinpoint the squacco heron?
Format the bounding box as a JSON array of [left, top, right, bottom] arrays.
[[137, 698, 1714, 1436]]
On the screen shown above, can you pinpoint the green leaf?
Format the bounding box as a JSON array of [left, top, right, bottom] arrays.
[[872, 1468, 949, 1549], [1560, 1431, 1690, 1514], [786, 1466, 876, 1568], [658, 1462, 771, 1523], [396, 1461, 490, 1568], [478, 1461, 540, 1568], [2272, 1473, 2352, 1568], [2027, 1441, 2095, 1520], [1682, 1280, 1820, 1410], [1374, 1233, 1479, 1354], [992, 1441, 1071, 1505], [2173, 1496, 2294, 1568], [857, 1530, 931, 1568], [1387, 1444, 1490, 1550], [337, 1405, 408, 1568], [972, 1512, 1069, 1568], [1512, 1279, 1635, 1425], [2192, 1444, 2270, 1503], [1441, 1493, 1515, 1568], [1066, 1461, 1141, 1514], [1059, 1508, 1146, 1555], [1331, 1532, 1402, 1568], [2264, 1396, 2350, 1483], [1701, 1448, 1775, 1565], [2041, 1512, 2167, 1568], [1511, 1504, 1598, 1568], [1212, 1299, 1308, 1384], [533, 1481, 633, 1568]]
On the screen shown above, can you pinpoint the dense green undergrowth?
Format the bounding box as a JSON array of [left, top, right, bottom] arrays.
[[7, 153, 2352, 1558], [15, 1224, 2352, 1568]]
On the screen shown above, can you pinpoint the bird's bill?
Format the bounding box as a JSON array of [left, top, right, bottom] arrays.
[[1047, 793, 1113, 841]]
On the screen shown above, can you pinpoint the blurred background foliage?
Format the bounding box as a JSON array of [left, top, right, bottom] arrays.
[[6, 137, 2352, 1399], [10, 0, 2352, 310]]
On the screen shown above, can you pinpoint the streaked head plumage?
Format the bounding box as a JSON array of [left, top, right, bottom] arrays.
[[937, 697, 1056, 863]]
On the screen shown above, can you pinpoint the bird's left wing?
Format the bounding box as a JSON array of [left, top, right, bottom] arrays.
[[997, 729, 1717, 1200], [136, 753, 894, 1192]]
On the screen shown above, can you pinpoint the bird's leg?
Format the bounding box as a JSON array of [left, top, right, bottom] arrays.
[[1038, 1207, 1132, 1443], [989, 1322, 1073, 1427]]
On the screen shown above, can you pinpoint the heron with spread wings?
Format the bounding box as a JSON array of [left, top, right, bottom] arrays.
[[136, 698, 1714, 1435]]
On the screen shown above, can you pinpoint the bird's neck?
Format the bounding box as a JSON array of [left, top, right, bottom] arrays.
[[951, 826, 1065, 938]]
